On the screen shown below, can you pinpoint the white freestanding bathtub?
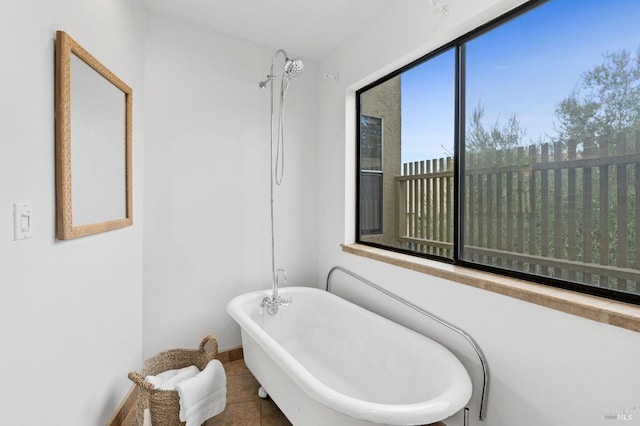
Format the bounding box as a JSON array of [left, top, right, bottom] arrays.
[[227, 287, 472, 425]]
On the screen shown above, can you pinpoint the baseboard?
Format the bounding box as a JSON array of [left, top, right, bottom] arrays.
[[215, 345, 244, 364], [106, 385, 138, 426], [107, 346, 243, 426]]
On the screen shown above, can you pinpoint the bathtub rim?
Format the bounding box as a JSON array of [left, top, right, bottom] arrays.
[[227, 286, 472, 425]]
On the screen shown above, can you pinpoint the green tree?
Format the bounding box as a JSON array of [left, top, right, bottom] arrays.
[[466, 101, 526, 154], [555, 48, 640, 142]]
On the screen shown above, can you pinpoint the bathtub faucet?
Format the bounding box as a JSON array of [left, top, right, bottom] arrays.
[[261, 268, 292, 315]]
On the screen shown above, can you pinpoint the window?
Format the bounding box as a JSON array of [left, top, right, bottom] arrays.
[[358, 49, 456, 252], [360, 115, 383, 234], [356, 0, 640, 304]]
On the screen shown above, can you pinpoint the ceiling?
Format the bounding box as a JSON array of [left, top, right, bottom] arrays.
[[140, 0, 400, 61]]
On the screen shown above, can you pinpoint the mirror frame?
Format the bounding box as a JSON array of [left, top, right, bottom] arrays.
[[55, 31, 133, 240]]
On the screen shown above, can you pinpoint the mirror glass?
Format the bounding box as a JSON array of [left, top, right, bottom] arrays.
[[71, 54, 126, 226]]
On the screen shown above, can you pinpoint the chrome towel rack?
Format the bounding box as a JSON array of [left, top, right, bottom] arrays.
[[326, 265, 489, 422]]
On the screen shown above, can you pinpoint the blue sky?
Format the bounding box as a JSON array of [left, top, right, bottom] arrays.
[[400, 0, 640, 164]]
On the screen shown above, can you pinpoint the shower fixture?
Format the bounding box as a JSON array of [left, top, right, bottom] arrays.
[[258, 53, 305, 90], [259, 49, 304, 308], [283, 58, 305, 79], [258, 75, 273, 89]]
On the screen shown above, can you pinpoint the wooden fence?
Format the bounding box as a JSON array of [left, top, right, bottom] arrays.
[[396, 130, 640, 294]]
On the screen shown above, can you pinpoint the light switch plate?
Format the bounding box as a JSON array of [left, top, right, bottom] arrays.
[[13, 202, 33, 240]]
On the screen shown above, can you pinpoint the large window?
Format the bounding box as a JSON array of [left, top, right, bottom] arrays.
[[357, 0, 640, 304]]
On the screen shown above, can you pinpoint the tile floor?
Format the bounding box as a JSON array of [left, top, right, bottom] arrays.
[[122, 357, 444, 426], [208, 359, 443, 426], [205, 359, 292, 425]]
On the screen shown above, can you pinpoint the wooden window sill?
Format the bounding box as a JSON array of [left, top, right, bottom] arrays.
[[342, 243, 640, 333]]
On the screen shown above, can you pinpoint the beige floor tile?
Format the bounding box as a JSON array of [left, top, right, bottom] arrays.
[[226, 373, 261, 404], [206, 400, 261, 425], [224, 359, 250, 376]]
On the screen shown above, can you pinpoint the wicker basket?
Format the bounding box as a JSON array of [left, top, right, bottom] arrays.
[[128, 335, 219, 426]]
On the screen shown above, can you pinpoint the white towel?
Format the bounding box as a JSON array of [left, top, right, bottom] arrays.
[[145, 365, 200, 390], [143, 408, 152, 426], [177, 359, 227, 426]]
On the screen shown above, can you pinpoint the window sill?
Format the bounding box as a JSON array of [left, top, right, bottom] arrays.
[[342, 243, 640, 333]]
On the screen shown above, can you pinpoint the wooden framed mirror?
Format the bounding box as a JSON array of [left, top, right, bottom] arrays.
[[55, 31, 132, 240]]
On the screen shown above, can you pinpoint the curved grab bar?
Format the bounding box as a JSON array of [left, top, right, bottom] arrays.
[[326, 265, 489, 422]]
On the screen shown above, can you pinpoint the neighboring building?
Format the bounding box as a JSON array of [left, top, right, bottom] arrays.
[[359, 75, 401, 247]]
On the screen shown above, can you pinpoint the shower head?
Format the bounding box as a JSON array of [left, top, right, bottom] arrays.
[[283, 58, 304, 79], [258, 50, 304, 89]]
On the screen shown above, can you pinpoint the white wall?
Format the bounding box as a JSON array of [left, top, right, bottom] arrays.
[[0, 0, 146, 424], [142, 13, 318, 358], [317, 1, 640, 426]]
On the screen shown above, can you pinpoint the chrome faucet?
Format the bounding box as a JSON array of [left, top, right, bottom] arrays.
[[260, 268, 292, 315]]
